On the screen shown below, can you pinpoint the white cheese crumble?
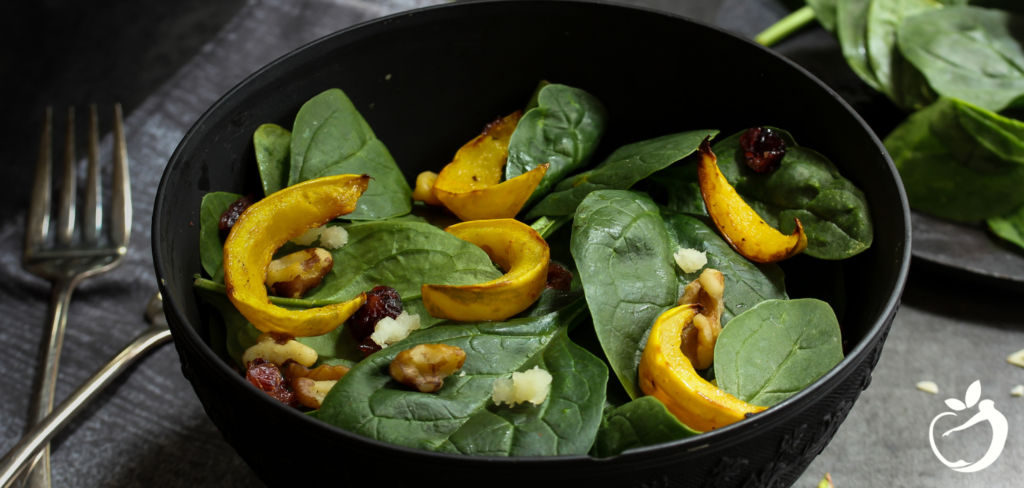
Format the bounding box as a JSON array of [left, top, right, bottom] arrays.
[[492, 366, 552, 406], [1008, 348, 1024, 368], [291, 225, 348, 249], [673, 247, 707, 273], [916, 381, 939, 394], [1012, 385, 1024, 397], [370, 311, 421, 348], [459, 371, 466, 378]]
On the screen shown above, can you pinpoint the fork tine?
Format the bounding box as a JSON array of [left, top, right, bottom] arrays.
[[25, 107, 53, 255], [110, 103, 131, 250], [56, 106, 76, 246], [83, 105, 101, 244]]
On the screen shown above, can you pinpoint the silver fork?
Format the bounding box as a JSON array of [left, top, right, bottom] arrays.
[[20, 104, 131, 488]]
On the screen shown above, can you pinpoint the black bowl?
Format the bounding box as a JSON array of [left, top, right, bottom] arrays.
[[153, 1, 910, 486]]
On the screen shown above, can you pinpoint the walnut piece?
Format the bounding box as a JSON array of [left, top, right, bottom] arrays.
[[389, 344, 466, 393], [242, 333, 318, 367], [266, 248, 334, 299], [285, 362, 350, 382], [677, 268, 725, 370], [291, 377, 338, 409]]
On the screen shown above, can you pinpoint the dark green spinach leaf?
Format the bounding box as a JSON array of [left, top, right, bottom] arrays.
[[714, 299, 844, 407], [289, 88, 411, 220], [592, 396, 700, 458], [506, 84, 608, 208], [525, 130, 718, 219], [865, 0, 940, 111], [253, 123, 290, 196], [199, 192, 242, 282], [571, 191, 678, 399], [899, 6, 1024, 112], [319, 302, 608, 456], [837, 0, 882, 91], [886, 97, 1024, 221], [988, 205, 1024, 250], [807, 0, 839, 33], [661, 210, 788, 325]]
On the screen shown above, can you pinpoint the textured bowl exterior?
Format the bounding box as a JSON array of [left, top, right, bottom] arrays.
[[153, 1, 910, 486]]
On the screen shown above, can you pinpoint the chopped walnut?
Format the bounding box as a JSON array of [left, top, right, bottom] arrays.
[[242, 333, 318, 367], [677, 268, 725, 370], [390, 344, 466, 393], [291, 377, 338, 409], [285, 362, 350, 382], [266, 248, 334, 299]]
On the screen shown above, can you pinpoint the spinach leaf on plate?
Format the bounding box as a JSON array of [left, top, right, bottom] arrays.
[[318, 302, 608, 456], [506, 84, 607, 208], [199, 191, 242, 283], [253, 123, 290, 196], [592, 396, 700, 458], [661, 210, 788, 325], [988, 205, 1024, 250], [714, 299, 844, 407], [289, 88, 411, 220], [899, 6, 1024, 112], [571, 191, 678, 399], [886, 97, 1024, 221], [865, 0, 940, 111], [837, 0, 882, 91], [525, 130, 718, 219]]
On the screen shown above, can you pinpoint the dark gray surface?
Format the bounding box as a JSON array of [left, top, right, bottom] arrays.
[[2, 0, 1022, 487]]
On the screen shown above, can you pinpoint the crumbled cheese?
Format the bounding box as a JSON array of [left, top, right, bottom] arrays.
[[916, 381, 939, 394], [492, 366, 552, 406], [1008, 348, 1024, 368], [370, 311, 421, 348], [459, 371, 466, 377], [673, 247, 707, 274], [290, 225, 348, 249], [1012, 385, 1024, 397]]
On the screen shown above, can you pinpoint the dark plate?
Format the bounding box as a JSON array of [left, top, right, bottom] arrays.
[[911, 211, 1024, 292], [151, 1, 911, 487]]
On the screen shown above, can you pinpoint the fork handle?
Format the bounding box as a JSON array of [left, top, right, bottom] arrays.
[[19, 277, 79, 488], [0, 325, 173, 488]]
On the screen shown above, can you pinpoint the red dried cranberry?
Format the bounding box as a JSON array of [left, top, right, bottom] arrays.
[[739, 127, 786, 173], [545, 262, 573, 291], [348, 285, 403, 342], [219, 194, 256, 236], [357, 337, 382, 358], [245, 358, 298, 407]]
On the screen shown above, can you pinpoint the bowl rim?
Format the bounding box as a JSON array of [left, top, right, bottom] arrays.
[[153, 0, 912, 464]]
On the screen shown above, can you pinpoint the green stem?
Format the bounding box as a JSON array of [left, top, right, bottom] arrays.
[[755, 5, 816, 48], [530, 215, 573, 239], [193, 276, 349, 307]]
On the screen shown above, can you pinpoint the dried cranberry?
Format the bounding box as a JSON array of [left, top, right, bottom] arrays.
[[245, 358, 298, 407], [739, 127, 786, 173], [545, 262, 573, 291], [357, 337, 382, 358], [348, 286, 403, 342], [219, 194, 256, 236]]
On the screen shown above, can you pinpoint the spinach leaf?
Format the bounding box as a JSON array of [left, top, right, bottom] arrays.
[[988, 205, 1024, 250], [571, 191, 678, 399], [807, 0, 839, 33], [714, 299, 844, 407], [865, 0, 940, 111], [525, 130, 718, 219], [899, 6, 1024, 112], [506, 84, 608, 208], [592, 396, 700, 458], [714, 130, 873, 260], [318, 302, 608, 456], [289, 88, 411, 220], [646, 164, 707, 217], [886, 97, 1024, 221], [837, 0, 882, 91], [253, 124, 290, 196], [661, 210, 788, 325], [199, 192, 242, 282]]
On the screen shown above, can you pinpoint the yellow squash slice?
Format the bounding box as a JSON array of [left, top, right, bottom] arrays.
[[421, 219, 549, 321], [224, 174, 368, 337]]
